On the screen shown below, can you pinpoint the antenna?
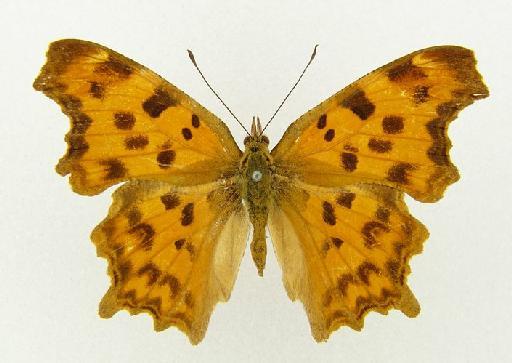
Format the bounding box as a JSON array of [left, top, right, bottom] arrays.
[[260, 45, 318, 135], [187, 50, 250, 136]]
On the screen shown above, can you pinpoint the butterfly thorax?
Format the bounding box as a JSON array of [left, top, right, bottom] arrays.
[[240, 127, 272, 276]]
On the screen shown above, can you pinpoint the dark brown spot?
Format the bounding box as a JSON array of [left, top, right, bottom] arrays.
[[157, 150, 176, 168], [387, 260, 403, 284], [181, 127, 193, 140], [174, 239, 185, 250], [137, 263, 161, 285], [387, 59, 427, 82], [125, 135, 149, 150], [120, 290, 137, 303], [436, 102, 459, 118], [89, 81, 104, 99], [357, 262, 381, 285], [184, 291, 194, 308], [185, 242, 195, 257], [114, 112, 136, 130], [96, 56, 133, 77], [337, 274, 354, 296], [381, 288, 399, 300], [394, 242, 407, 256], [382, 116, 404, 134], [322, 291, 333, 307], [100, 159, 127, 179], [322, 201, 336, 225], [181, 203, 194, 226], [332, 237, 344, 248], [321, 241, 331, 254], [160, 192, 180, 210], [341, 152, 358, 172], [341, 89, 375, 120], [129, 223, 155, 250], [375, 207, 390, 223], [368, 138, 392, 153], [317, 114, 327, 129], [261, 135, 269, 144], [102, 220, 116, 239], [426, 118, 449, 165], [336, 192, 356, 209], [145, 297, 162, 316], [355, 296, 374, 319], [160, 274, 180, 298], [361, 221, 390, 248], [118, 261, 132, 283], [343, 144, 359, 153], [142, 88, 176, 118], [387, 163, 414, 184], [324, 129, 335, 142], [191, 114, 200, 128], [58, 95, 82, 110], [112, 270, 120, 285], [71, 113, 92, 134], [413, 85, 430, 104], [67, 135, 89, 158], [126, 208, 142, 226]]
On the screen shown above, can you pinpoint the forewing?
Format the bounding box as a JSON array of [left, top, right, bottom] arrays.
[[34, 39, 241, 195], [271, 46, 488, 202], [268, 181, 427, 341], [93, 179, 249, 344]]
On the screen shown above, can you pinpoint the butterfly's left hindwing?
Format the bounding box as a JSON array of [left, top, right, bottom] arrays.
[[93, 180, 249, 344]]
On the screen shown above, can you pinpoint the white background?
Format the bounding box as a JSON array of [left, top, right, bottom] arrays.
[[1, 1, 511, 362]]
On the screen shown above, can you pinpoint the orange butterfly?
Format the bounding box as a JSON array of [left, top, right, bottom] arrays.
[[33, 40, 488, 344]]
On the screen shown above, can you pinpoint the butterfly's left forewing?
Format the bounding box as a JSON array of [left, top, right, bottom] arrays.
[[34, 39, 241, 196]]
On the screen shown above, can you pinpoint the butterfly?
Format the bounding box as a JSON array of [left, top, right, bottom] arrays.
[[33, 39, 488, 344]]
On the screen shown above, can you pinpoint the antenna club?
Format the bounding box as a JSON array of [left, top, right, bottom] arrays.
[[187, 49, 197, 66], [311, 44, 319, 61]]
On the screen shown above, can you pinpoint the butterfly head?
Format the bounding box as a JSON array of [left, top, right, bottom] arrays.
[[243, 116, 270, 151]]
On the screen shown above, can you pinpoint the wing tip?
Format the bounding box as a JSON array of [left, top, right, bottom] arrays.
[[421, 45, 490, 98]]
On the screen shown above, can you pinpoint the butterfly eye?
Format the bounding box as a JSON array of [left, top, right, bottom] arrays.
[[243, 136, 252, 145], [261, 135, 269, 144]]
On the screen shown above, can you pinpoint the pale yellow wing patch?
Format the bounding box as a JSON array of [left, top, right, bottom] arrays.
[[268, 181, 427, 341], [34, 39, 240, 195], [272, 46, 489, 202], [93, 179, 248, 344]]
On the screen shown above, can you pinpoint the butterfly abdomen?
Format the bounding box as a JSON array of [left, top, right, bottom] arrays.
[[240, 140, 273, 276]]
